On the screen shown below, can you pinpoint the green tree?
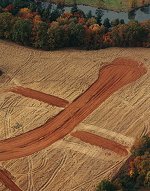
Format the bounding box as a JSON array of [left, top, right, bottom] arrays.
[[144, 171, 150, 188], [68, 22, 85, 47], [29, 1, 37, 12], [132, 135, 150, 156], [71, 1, 78, 14], [56, 2, 64, 14], [111, 21, 149, 47], [36, 1, 43, 15], [87, 10, 92, 19], [96, 180, 116, 191], [0, 0, 10, 8], [95, 8, 103, 25], [103, 18, 111, 28], [13, 0, 29, 9], [135, 174, 145, 188], [128, 10, 136, 20], [0, 12, 15, 39], [0, 6, 2, 13], [141, 20, 150, 47], [41, 4, 52, 21], [12, 18, 33, 45], [119, 175, 136, 191], [120, 19, 125, 24], [32, 22, 49, 50], [47, 23, 65, 50], [111, 19, 120, 27], [50, 8, 62, 22]]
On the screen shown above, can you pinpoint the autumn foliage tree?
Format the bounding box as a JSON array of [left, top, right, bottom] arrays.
[[0, 1, 149, 50], [97, 135, 150, 191], [110, 21, 149, 47], [84, 24, 106, 50]]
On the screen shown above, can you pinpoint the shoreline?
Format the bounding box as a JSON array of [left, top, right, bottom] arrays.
[[50, 1, 150, 13]]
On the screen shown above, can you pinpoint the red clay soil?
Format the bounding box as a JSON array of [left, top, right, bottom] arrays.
[[10, 86, 69, 108], [0, 58, 147, 161], [0, 169, 22, 191], [71, 131, 128, 156]]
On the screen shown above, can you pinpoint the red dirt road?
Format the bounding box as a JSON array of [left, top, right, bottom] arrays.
[[10, 86, 69, 108], [71, 131, 128, 156], [0, 58, 147, 161], [0, 169, 22, 191]]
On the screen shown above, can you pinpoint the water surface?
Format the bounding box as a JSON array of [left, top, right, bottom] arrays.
[[44, 2, 150, 23]]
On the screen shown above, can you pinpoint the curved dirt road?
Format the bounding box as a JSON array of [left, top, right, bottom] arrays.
[[0, 58, 147, 161], [71, 131, 128, 156]]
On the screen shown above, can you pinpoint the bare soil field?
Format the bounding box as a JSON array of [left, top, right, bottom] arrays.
[[0, 57, 146, 161], [0, 40, 150, 191]]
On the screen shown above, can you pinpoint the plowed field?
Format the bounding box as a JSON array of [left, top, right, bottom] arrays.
[[0, 40, 149, 191]]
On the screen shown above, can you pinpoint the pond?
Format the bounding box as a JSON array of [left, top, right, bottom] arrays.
[[43, 2, 150, 23]]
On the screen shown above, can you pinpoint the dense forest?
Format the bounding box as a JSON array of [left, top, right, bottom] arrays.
[[0, 0, 149, 50]]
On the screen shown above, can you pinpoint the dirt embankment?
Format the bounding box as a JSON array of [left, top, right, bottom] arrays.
[[0, 169, 22, 191], [71, 131, 128, 156], [10, 86, 69, 108], [0, 58, 147, 161]]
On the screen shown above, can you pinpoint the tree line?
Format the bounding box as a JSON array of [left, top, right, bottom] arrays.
[[0, 0, 149, 50]]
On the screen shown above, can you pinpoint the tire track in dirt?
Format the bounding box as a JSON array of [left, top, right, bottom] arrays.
[[70, 158, 127, 191], [26, 156, 34, 191], [3, 96, 22, 139], [11, 51, 33, 81], [140, 123, 149, 138], [0, 169, 22, 191], [40, 153, 67, 191], [31, 153, 48, 174], [71, 131, 128, 156], [0, 58, 147, 161]]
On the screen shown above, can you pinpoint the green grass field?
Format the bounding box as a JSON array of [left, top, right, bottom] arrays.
[[65, 0, 123, 8], [53, 0, 149, 11]]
